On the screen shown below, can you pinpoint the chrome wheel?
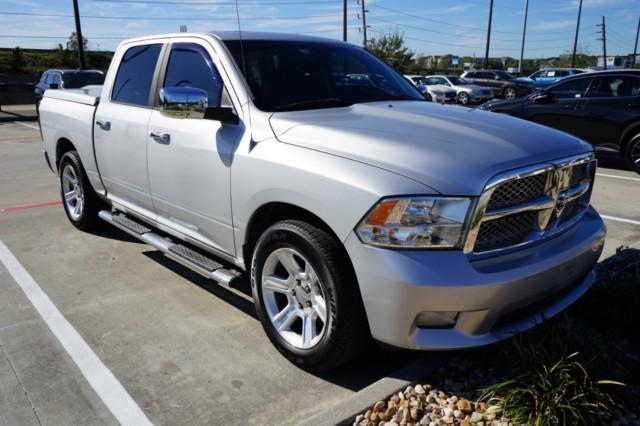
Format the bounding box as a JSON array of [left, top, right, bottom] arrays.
[[61, 164, 84, 220], [631, 140, 640, 167], [261, 247, 327, 350], [458, 92, 469, 105], [504, 87, 516, 99]]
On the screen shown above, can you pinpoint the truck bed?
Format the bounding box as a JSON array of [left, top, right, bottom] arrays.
[[39, 88, 106, 196]]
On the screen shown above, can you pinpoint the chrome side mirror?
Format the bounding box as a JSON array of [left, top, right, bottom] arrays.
[[159, 86, 208, 119]]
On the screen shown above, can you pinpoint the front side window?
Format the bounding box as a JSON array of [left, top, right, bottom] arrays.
[[548, 77, 593, 99], [224, 40, 423, 111], [588, 76, 640, 98], [111, 43, 162, 106], [163, 43, 224, 107]]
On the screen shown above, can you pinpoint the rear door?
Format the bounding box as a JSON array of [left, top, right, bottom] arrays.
[[94, 42, 164, 214], [583, 74, 640, 152], [146, 40, 242, 256], [523, 75, 595, 141], [476, 71, 501, 95]]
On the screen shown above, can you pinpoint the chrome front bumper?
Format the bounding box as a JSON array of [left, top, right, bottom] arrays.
[[345, 206, 605, 349]]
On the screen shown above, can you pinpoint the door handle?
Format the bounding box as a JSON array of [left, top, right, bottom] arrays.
[[95, 120, 111, 130], [149, 131, 171, 143]]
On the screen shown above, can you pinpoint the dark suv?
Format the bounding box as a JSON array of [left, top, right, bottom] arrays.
[[461, 70, 534, 99], [480, 70, 640, 174], [34, 69, 104, 107]]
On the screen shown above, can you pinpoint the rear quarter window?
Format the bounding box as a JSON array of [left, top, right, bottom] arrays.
[[111, 44, 162, 106]]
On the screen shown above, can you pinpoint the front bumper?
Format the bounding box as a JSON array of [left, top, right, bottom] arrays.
[[345, 206, 605, 349]]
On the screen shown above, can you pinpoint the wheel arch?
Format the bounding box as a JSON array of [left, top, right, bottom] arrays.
[[55, 137, 76, 170], [619, 120, 640, 154]]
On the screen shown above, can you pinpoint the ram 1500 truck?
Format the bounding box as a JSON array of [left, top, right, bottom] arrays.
[[39, 32, 606, 371]]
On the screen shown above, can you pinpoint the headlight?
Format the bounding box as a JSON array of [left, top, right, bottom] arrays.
[[356, 197, 472, 248]]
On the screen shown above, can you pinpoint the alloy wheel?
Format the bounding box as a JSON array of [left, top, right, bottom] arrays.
[[61, 164, 84, 220], [504, 87, 516, 99], [261, 247, 328, 350]]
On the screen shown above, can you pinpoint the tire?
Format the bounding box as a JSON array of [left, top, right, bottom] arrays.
[[59, 150, 107, 230], [251, 220, 369, 371], [425, 93, 433, 102], [503, 86, 517, 100], [624, 133, 640, 174], [458, 92, 470, 105]]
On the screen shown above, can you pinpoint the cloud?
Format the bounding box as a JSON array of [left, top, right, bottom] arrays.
[[532, 20, 575, 30]]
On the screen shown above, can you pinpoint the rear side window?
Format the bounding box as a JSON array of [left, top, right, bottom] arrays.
[[476, 72, 494, 79], [111, 44, 162, 106], [588, 76, 640, 98], [163, 43, 224, 107]]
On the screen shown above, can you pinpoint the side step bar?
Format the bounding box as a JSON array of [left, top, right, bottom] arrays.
[[98, 210, 241, 286]]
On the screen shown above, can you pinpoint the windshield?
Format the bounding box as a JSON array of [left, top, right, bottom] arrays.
[[224, 40, 423, 111], [62, 72, 105, 89], [494, 71, 515, 80], [412, 76, 428, 85], [447, 76, 469, 85]]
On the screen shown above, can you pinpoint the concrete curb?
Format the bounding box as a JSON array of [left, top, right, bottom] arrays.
[[301, 353, 446, 426]]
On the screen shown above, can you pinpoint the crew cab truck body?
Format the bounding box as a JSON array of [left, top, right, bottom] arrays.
[[40, 32, 606, 370]]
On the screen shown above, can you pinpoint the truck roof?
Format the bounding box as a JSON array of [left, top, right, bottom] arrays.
[[119, 31, 345, 45]]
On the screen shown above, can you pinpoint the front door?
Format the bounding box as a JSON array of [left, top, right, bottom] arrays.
[[147, 41, 241, 256], [524, 76, 594, 142]]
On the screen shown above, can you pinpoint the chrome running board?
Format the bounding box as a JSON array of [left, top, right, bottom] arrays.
[[98, 210, 241, 286]]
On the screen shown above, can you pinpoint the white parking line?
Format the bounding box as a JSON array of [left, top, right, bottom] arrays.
[[601, 215, 640, 226], [0, 240, 153, 426], [597, 173, 640, 183], [14, 121, 40, 131]]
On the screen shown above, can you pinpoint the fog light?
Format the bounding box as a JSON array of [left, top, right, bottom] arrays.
[[416, 311, 458, 328]]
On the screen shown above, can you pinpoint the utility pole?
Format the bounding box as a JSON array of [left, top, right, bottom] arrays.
[[518, 0, 529, 75], [484, 0, 494, 69], [632, 16, 639, 68], [359, 0, 368, 48], [343, 0, 347, 42], [72, 0, 86, 69], [597, 16, 607, 70], [571, 0, 583, 68]]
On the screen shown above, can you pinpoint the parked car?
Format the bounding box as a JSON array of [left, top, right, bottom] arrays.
[[425, 75, 494, 105], [461, 70, 534, 99], [404, 74, 456, 103], [39, 32, 604, 370], [517, 68, 586, 90], [34, 69, 105, 107], [480, 70, 640, 173]]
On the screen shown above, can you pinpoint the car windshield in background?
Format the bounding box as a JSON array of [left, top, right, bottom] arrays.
[[495, 71, 515, 80], [448, 76, 470, 85], [63, 72, 105, 89], [223, 40, 423, 111], [412, 77, 428, 84]]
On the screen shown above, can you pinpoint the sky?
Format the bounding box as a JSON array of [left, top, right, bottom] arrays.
[[1, 0, 639, 58]]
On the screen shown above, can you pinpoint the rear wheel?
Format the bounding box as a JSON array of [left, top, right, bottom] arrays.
[[251, 220, 368, 371], [624, 133, 640, 174], [503, 87, 517, 99], [458, 92, 470, 105], [59, 150, 106, 230]]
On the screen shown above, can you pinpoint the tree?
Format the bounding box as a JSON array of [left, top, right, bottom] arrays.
[[555, 45, 596, 68], [10, 46, 26, 72], [67, 32, 88, 52], [367, 32, 415, 73]]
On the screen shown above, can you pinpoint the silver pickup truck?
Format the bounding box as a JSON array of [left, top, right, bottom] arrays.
[[39, 32, 606, 371]]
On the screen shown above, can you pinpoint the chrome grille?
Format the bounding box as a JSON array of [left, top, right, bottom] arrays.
[[464, 154, 596, 254], [487, 172, 548, 210]]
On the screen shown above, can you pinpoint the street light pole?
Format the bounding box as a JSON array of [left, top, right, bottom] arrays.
[[571, 0, 582, 68], [518, 0, 529, 76], [632, 16, 639, 68], [343, 0, 347, 42], [72, 0, 86, 69], [483, 0, 494, 69]]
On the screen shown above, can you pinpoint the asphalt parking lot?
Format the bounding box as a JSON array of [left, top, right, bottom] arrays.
[[0, 111, 639, 425]]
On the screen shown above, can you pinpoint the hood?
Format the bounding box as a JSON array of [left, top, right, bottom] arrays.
[[269, 101, 592, 195], [429, 85, 456, 93], [516, 77, 534, 83]]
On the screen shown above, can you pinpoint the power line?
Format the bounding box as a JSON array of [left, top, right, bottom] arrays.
[[0, 11, 356, 22]]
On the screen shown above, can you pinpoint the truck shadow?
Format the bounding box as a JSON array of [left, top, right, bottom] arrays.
[[140, 248, 428, 392]]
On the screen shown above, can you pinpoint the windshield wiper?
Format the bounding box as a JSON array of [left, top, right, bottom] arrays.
[[273, 98, 353, 112], [365, 95, 424, 102]]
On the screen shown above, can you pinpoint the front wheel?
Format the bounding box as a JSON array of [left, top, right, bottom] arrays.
[[503, 87, 517, 99], [425, 93, 433, 102], [625, 133, 640, 174], [458, 92, 470, 105], [251, 220, 369, 371], [59, 150, 106, 230]]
